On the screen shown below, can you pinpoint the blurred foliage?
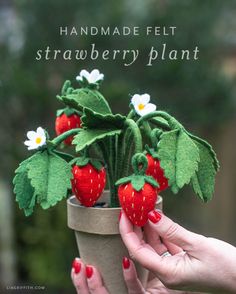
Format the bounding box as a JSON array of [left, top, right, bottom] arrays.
[[0, 0, 235, 292]]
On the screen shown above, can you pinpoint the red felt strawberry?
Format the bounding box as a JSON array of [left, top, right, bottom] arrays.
[[118, 182, 158, 227], [55, 108, 81, 145], [146, 153, 168, 193], [116, 153, 158, 227], [71, 158, 106, 207]]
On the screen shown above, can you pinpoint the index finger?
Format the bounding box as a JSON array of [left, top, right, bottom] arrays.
[[119, 211, 172, 276]]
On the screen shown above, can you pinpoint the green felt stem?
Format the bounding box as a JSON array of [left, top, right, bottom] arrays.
[[149, 118, 170, 131], [98, 140, 119, 207], [127, 109, 135, 119], [50, 128, 81, 147], [137, 111, 182, 130], [150, 128, 163, 148], [116, 134, 124, 180], [125, 119, 143, 153]]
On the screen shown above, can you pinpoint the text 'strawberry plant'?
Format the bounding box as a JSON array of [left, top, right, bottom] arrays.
[[13, 69, 219, 226]]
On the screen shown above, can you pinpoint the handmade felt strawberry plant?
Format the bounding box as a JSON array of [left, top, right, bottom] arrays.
[[13, 69, 219, 227]]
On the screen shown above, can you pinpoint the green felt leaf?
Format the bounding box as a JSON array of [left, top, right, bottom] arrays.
[[53, 150, 74, 162], [115, 176, 132, 186], [90, 159, 103, 171], [56, 107, 81, 117], [58, 88, 112, 115], [26, 151, 72, 209], [82, 108, 126, 129], [191, 141, 217, 202], [157, 129, 200, 193], [70, 157, 90, 166], [144, 175, 159, 188], [188, 133, 219, 172], [13, 157, 36, 216], [73, 129, 121, 152], [131, 175, 145, 191]]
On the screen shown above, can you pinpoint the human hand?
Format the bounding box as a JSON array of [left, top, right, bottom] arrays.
[[119, 209, 236, 293], [71, 257, 184, 293]]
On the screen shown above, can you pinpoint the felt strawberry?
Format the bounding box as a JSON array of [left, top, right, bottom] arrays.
[[55, 108, 81, 145], [116, 153, 158, 227], [118, 182, 158, 226], [146, 152, 168, 193], [71, 157, 106, 207]]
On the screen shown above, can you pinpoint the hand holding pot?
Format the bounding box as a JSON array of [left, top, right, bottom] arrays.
[[119, 210, 236, 293]]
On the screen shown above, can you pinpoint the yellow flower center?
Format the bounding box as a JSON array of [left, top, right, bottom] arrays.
[[138, 103, 145, 110], [35, 137, 42, 144]]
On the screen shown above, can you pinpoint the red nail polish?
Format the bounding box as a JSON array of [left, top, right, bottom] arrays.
[[148, 210, 162, 224], [119, 211, 122, 221], [86, 265, 93, 279], [72, 259, 81, 274], [122, 257, 130, 269]]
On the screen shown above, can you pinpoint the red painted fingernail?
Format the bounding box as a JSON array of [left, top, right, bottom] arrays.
[[72, 259, 81, 274], [119, 210, 122, 221], [86, 265, 93, 279], [148, 210, 162, 224], [122, 257, 130, 269]]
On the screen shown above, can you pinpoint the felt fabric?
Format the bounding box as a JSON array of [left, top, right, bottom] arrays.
[[55, 113, 81, 145], [13, 156, 37, 216], [191, 141, 216, 202], [73, 129, 121, 152], [116, 174, 158, 192], [118, 182, 157, 227], [146, 153, 169, 193], [157, 129, 200, 193], [13, 150, 72, 216], [71, 163, 106, 207], [81, 107, 126, 129], [70, 157, 103, 171], [27, 151, 72, 209], [58, 88, 112, 115]]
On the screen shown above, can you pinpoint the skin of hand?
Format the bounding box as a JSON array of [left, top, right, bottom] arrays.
[[71, 257, 184, 294], [119, 210, 236, 293]]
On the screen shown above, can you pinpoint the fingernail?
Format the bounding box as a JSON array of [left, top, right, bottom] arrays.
[[122, 257, 130, 269], [148, 210, 162, 224], [86, 265, 93, 279], [72, 259, 81, 274], [118, 210, 122, 221]]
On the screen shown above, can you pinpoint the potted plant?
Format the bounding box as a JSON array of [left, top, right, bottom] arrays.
[[13, 69, 219, 293]]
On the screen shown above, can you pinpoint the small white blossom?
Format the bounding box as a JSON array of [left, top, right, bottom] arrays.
[[24, 127, 46, 150], [131, 94, 156, 116], [76, 69, 104, 84]]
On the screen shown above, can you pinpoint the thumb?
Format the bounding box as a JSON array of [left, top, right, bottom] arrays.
[[148, 210, 206, 252]]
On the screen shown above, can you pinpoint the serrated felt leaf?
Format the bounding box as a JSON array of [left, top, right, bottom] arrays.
[[157, 130, 200, 192], [191, 141, 217, 202], [188, 132, 219, 172], [13, 157, 36, 216], [59, 88, 112, 115], [73, 129, 121, 152], [26, 151, 72, 209], [82, 108, 126, 130], [131, 175, 145, 191]]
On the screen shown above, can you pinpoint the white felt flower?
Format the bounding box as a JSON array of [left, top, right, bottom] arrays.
[[76, 69, 104, 84], [24, 127, 46, 150], [131, 94, 156, 116]]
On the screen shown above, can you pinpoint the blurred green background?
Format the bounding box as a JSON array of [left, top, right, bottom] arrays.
[[1, 0, 236, 293]]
